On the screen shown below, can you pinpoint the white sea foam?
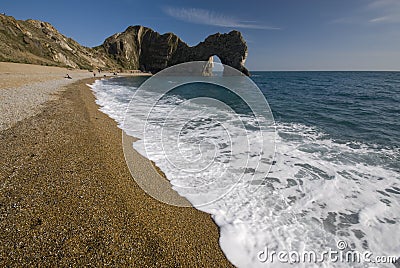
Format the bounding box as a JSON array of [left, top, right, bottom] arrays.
[[90, 78, 400, 268]]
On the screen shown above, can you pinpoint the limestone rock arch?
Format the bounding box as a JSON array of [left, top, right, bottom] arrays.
[[102, 26, 250, 76]]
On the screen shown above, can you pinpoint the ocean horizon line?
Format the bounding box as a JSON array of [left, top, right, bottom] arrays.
[[250, 69, 400, 72]]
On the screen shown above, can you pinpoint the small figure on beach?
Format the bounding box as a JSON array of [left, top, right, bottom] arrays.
[[93, 72, 96, 77], [65, 74, 72, 79]]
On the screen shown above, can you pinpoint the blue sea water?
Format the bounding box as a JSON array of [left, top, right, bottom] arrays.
[[254, 71, 400, 172], [254, 71, 400, 150], [91, 71, 400, 267]]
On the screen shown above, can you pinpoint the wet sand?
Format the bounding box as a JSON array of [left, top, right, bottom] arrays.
[[0, 64, 233, 266]]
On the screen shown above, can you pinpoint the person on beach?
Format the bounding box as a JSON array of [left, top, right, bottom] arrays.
[[65, 74, 72, 79]]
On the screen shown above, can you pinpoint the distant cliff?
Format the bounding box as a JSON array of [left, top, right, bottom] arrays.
[[0, 14, 118, 69], [0, 14, 249, 75]]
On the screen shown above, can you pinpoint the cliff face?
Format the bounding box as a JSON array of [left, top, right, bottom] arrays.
[[101, 26, 249, 75], [0, 14, 118, 69], [0, 14, 249, 75], [100, 26, 184, 72]]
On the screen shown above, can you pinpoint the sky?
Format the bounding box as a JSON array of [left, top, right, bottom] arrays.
[[2, 0, 400, 71]]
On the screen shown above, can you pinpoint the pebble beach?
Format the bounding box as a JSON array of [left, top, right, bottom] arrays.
[[0, 62, 232, 266]]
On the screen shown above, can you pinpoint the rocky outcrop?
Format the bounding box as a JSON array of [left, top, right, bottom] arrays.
[[0, 14, 249, 75], [101, 26, 249, 75]]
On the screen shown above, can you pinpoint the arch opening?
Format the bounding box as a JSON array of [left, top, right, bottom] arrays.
[[209, 55, 224, 76]]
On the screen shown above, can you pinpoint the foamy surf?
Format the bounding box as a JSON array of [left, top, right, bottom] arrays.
[[90, 72, 400, 267]]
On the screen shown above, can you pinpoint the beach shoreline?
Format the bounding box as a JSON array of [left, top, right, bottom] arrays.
[[0, 62, 151, 131], [0, 63, 232, 266]]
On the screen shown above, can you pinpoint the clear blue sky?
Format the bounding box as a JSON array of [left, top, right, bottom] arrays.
[[3, 0, 400, 70]]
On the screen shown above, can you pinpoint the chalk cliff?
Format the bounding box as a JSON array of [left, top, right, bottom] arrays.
[[0, 14, 118, 69]]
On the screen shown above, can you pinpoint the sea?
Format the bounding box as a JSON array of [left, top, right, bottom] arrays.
[[90, 71, 400, 267]]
